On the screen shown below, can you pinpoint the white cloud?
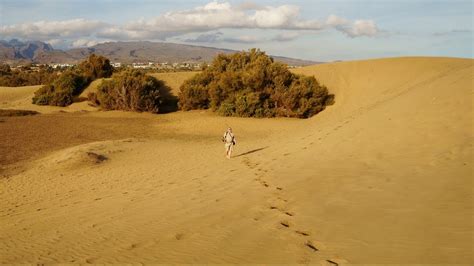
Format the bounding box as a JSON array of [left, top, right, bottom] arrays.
[[0, 1, 380, 48], [346, 20, 378, 37], [238, 1, 265, 11], [326, 15, 378, 37], [184, 32, 224, 43], [326, 15, 349, 27], [71, 39, 99, 48], [184, 31, 301, 44], [46, 38, 68, 47], [0, 18, 106, 40], [251, 5, 299, 28]]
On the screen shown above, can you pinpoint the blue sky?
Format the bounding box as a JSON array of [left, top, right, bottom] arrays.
[[0, 0, 472, 61]]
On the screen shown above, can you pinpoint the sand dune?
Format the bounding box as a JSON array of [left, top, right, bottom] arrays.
[[0, 57, 472, 263]]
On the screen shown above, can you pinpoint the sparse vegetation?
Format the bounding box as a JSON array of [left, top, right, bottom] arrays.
[[78, 54, 113, 82], [178, 49, 332, 118], [32, 54, 112, 106], [0, 64, 57, 87], [0, 109, 40, 117], [88, 70, 166, 113], [32, 71, 87, 106]]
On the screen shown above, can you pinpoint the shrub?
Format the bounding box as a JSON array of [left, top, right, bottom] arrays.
[[78, 54, 113, 82], [32, 54, 112, 106], [179, 49, 332, 118], [178, 72, 211, 110], [32, 71, 87, 106], [88, 70, 164, 113], [0, 64, 57, 87]]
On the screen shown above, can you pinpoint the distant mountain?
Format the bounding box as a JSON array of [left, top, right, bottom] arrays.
[[0, 39, 54, 63], [0, 40, 320, 66]]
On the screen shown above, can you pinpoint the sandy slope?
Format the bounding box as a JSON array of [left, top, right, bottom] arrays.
[[0, 57, 472, 263]]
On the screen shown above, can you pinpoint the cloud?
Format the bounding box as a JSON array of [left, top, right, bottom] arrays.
[[125, 1, 326, 36], [184, 32, 224, 43], [183, 32, 261, 43], [0, 18, 107, 40], [0, 1, 380, 48], [71, 39, 99, 48], [237, 1, 265, 11], [120, 2, 378, 40], [326, 15, 378, 37], [222, 35, 261, 43], [184, 31, 300, 44]]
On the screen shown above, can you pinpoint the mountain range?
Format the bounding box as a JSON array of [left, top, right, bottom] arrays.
[[0, 39, 319, 66]]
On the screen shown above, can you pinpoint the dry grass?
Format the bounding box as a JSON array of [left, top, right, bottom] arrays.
[[0, 109, 40, 117], [149, 71, 199, 95]]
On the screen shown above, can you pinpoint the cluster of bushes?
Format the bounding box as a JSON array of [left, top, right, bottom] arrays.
[[178, 49, 332, 118], [88, 70, 166, 113], [32, 54, 113, 106], [0, 64, 57, 87]]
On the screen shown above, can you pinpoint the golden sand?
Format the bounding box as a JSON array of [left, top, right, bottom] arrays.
[[0, 57, 472, 263]]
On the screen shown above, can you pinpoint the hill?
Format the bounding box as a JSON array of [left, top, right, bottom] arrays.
[[0, 57, 472, 263], [0, 39, 54, 64], [0, 40, 319, 66]]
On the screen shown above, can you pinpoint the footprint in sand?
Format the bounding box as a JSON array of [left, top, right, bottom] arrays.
[[259, 180, 269, 187], [295, 230, 310, 236], [280, 220, 290, 228], [175, 233, 185, 240], [85, 258, 97, 263], [127, 243, 138, 250], [305, 240, 318, 251]]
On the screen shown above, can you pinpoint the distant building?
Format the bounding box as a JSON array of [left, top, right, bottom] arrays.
[[50, 63, 74, 69], [132, 62, 155, 69]]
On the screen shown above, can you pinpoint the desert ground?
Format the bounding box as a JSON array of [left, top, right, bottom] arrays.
[[0, 57, 472, 263]]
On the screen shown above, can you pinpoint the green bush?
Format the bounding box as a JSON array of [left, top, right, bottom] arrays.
[[88, 70, 164, 113], [178, 49, 332, 118], [32, 54, 112, 106], [78, 54, 113, 82]]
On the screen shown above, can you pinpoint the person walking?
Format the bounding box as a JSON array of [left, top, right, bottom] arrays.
[[222, 127, 236, 159]]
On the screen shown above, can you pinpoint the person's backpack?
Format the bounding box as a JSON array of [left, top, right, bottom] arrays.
[[223, 132, 235, 145]]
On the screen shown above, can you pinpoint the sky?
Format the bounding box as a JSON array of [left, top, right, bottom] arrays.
[[0, 0, 472, 61]]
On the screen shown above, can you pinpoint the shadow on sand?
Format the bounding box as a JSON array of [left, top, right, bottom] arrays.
[[234, 146, 269, 158]]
